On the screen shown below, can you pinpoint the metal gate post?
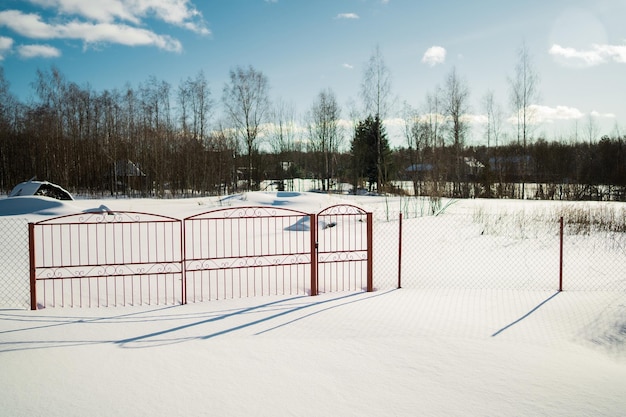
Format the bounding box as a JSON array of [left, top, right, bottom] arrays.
[[559, 216, 564, 292], [310, 213, 318, 296], [366, 212, 373, 292], [398, 212, 403, 289], [28, 223, 37, 310], [181, 219, 187, 304]]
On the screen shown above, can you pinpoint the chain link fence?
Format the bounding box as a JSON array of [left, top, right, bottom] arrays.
[[1, 198, 624, 310], [562, 223, 626, 292], [0, 217, 30, 309], [372, 198, 626, 293]]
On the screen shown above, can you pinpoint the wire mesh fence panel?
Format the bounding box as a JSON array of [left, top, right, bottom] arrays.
[[561, 226, 626, 291], [374, 210, 562, 291], [0, 218, 30, 309]]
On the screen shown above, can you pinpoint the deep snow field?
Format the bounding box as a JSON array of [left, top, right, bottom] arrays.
[[1, 190, 625, 417]]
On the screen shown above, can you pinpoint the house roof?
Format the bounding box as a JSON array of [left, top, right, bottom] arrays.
[[113, 160, 146, 177], [406, 163, 434, 172]]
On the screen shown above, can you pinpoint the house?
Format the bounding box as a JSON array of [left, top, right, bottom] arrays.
[[108, 160, 147, 194]]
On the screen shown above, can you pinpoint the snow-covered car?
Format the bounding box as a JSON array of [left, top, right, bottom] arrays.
[[8, 179, 74, 200]]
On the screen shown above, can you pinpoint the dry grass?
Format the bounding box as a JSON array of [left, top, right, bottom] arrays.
[[556, 204, 626, 234], [472, 202, 626, 238]]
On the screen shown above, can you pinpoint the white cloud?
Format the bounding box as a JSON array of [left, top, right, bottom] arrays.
[[335, 13, 359, 20], [66, 21, 183, 51], [507, 105, 584, 125], [342, 63, 354, 69], [463, 113, 488, 125], [28, 0, 140, 24], [18, 44, 61, 58], [549, 43, 626, 67], [27, 0, 210, 35], [0, 10, 53, 39], [0, 1, 209, 55], [422, 46, 446, 66], [0, 10, 182, 52], [590, 110, 616, 119], [0, 36, 13, 60]]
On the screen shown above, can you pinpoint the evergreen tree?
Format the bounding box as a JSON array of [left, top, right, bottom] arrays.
[[350, 115, 391, 192]]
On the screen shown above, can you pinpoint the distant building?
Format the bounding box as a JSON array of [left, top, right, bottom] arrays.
[[108, 160, 147, 194]]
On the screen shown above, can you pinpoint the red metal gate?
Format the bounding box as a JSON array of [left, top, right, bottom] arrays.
[[315, 204, 373, 294], [28, 204, 373, 309], [183, 206, 316, 302], [29, 211, 183, 309]]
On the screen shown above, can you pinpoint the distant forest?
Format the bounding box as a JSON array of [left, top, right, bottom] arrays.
[[0, 65, 624, 201]]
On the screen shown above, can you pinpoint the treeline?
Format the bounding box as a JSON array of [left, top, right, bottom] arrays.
[[393, 137, 626, 201], [0, 66, 625, 201]]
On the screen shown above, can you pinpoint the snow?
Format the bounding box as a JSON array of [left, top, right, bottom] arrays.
[[1, 191, 626, 416]]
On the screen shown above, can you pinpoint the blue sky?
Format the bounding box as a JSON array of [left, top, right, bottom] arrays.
[[1, 0, 625, 145]]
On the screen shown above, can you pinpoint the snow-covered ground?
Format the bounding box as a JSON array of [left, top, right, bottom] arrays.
[[1, 191, 625, 416]]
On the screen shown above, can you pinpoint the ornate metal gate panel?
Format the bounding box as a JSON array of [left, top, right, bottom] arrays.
[[183, 206, 315, 302], [315, 204, 373, 295], [29, 211, 183, 309]]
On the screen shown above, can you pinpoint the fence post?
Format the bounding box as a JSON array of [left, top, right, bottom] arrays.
[[181, 219, 187, 305], [366, 212, 373, 292], [398, 212, 403, 289], [310, 213, 318, 296], [559, 216, 564, 292], [28, 223, 37, 310]]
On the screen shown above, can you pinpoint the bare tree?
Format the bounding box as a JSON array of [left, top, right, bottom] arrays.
[[422, 87, 444, 200], [483, 89, 505, 195], [442, 67, 470, 196], [308, 88, 342, 191], [584, 113, 599, 145], [222, 65, 270, 190], [401, 102, 431, 196], [360, 45, 393, 192], [139, 76, 173, 196], [508, 41, 540, 198], [190, 71, 212, 142], [0, 67, 18, 190], [269, 98, 298, 154]]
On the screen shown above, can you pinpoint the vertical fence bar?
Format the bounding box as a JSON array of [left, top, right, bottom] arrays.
[[559, 216, 564, 292], [398, 212, 403, 289], [28, 223, 37, 310], [310, 213, 318, 296], [366, 212, 373, 292]]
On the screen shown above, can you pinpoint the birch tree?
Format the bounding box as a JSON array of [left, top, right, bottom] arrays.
[[508, 41, 540, 198], [308, 88, 341, 191], [222, 65, 270, 190], [360, 45, 393, 192], [442, 67, 470, 196]]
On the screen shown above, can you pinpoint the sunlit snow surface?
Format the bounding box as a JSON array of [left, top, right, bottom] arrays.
[[1, 191, 625, 417]]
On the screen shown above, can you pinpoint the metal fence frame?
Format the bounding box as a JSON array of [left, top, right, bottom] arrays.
[[316, 204, 373, 294], [27, 204, 374, 309], [29, 210, 183, 309], [183, 206, 317, 302]]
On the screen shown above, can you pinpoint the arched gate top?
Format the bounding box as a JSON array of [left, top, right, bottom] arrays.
[[317, 204, 369, 216], [185, 205, 310, 221], [33, 210, 181, 225]]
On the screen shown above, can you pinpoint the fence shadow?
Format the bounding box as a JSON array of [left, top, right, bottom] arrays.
[[491, 291, 561, 337], [116, 291, 393, 348]]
